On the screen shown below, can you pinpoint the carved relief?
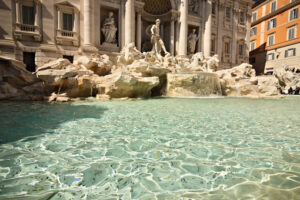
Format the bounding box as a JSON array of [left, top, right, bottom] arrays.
[[188, 0, 199, 15]]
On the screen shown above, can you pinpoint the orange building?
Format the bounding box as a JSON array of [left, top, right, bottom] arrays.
[[249, 0, 300, 75]]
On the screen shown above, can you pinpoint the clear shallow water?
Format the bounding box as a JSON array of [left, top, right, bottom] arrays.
[[0, 97, 299, 200]]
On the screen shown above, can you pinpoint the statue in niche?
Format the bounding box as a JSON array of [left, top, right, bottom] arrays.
[[189, 0, 199, 14], [102, 12, 117, 44], [188, 29, 199, 54], [150, 19, 169, 57]]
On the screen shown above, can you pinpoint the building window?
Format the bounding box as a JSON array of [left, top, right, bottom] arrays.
[[62, 13, 73, 31], [268, 34, 275, 46], [22, 5, 35, 25], [225, 7, 231, 19], [250, 40, 256, 51], [239, 43, 244, 56], [212, 2, 216, 15], [250, 27, 257, 37], [285, 48, 296, 57], [287, 26, 297, 40], [270, 1, 276, 13], [267, 18, 277, 30], [224, 41, 231, 55], [266, 53, 275, 61], [252, 12, 257, 22], [290, 8, 299, 21], [211, 38, 216, 53], [291, 0, 296, 2], [239, 11, 245, 24]]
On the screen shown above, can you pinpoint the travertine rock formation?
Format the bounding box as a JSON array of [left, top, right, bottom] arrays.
[[217, 63, 281, 97], [166, 73, 222, 97], [2, 44, 299, 102], [0, 56, 44, 100], [274, 66, 300, 94]]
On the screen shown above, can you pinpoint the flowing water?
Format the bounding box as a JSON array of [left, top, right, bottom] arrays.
[[0, 97, 299, 200]]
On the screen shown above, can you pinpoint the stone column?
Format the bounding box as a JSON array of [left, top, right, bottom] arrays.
[[136, 10, 142, 51], [125, 0, 134, 45], [178, 0, 188, 56], [197, 26, 201, 52], [84, 0, 92, 45], [35, 3, 39, 26], [73, 10, 79, 33], [57, 9, 61, 30], [201, 1, 206, 52], [232, 6, 238, 65], [216, 3, 225, 59], [16, 0, 20, 24], [203, 0, 212, 57], [245, 7, 252, 60], [170, 16, 175, 55]]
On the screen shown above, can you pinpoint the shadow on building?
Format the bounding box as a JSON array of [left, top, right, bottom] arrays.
[[249, 43, 267, 76]]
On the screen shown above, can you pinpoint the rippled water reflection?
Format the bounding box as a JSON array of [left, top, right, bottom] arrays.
[[0, 97, 300, 200]]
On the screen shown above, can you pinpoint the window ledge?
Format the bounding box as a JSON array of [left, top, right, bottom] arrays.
[[14, 24, 41, 41], [56, 30, 79, 46]]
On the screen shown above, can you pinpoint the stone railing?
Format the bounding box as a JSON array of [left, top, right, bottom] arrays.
[[14, 23, 41, 41], [56, 30, 79, 46]]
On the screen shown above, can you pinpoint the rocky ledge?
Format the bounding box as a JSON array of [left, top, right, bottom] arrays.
[[0, 44, 299, 101]]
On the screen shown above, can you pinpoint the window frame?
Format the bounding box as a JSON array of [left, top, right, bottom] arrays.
[[250, 27, 257, 37], [267, 33, 275, 46], [212, 2, 216, 15], [252, 12, 257, 22], [225, 7, 231, 20], [266, 53, 275, 61], [267, 18, 277, 30], [250, 40, 256, 51], [289, 7, 299, 21], [62, 12, 73, 31], [287, 25, 297, 40], [285, 48, 296, 57], [270, 1, 277, 13]]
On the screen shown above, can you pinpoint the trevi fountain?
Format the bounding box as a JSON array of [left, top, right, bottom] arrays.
[[0, 18, 300, 200]]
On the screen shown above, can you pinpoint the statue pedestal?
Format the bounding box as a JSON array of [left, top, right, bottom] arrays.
[[99, 42, 119, 52]]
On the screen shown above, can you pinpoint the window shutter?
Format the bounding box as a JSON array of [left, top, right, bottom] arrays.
[[296, 8, 299, 19], [267, 21, 270, 30], [274, 18, 277, 27]]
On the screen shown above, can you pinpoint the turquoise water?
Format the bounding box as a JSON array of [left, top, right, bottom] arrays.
[[0, 97, 300, 200]]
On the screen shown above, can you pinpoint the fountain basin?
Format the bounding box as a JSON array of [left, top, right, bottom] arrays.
[[166, 72, 222, 97]]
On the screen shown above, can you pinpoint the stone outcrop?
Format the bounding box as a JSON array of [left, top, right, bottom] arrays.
[[274, 67, 300, 94], [217, 63, 281, 97], [0, 56, 44, 100], [96, 72, 159, 98], [166, 73, 222, 97], [2, 43, 299, 102]]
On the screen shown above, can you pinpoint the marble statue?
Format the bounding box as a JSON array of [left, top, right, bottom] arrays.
[[189, 0, 200, 14], [102, 12, 117, 44], [188, 29, 199, 54], [150, 19, 169, 57]]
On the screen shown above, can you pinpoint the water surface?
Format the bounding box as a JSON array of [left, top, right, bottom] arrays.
[[0, 97, 299, 199]]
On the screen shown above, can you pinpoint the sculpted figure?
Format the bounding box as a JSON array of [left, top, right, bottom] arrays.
[[102, 12, 117, 44], [151, 19, 169, 57], [188, 29, 199, 54], [204, 55, 219, 72], [189, 0, 200, 14]]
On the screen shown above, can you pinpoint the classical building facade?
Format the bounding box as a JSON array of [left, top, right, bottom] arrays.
[[0, 0, 253, 72], [249, 0, 300, 75]]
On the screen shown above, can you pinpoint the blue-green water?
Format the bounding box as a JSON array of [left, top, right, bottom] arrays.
[[0, 97, 300, 200]]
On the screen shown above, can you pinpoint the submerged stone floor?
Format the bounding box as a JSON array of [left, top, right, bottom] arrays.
[[0, 97, 299, 199]]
